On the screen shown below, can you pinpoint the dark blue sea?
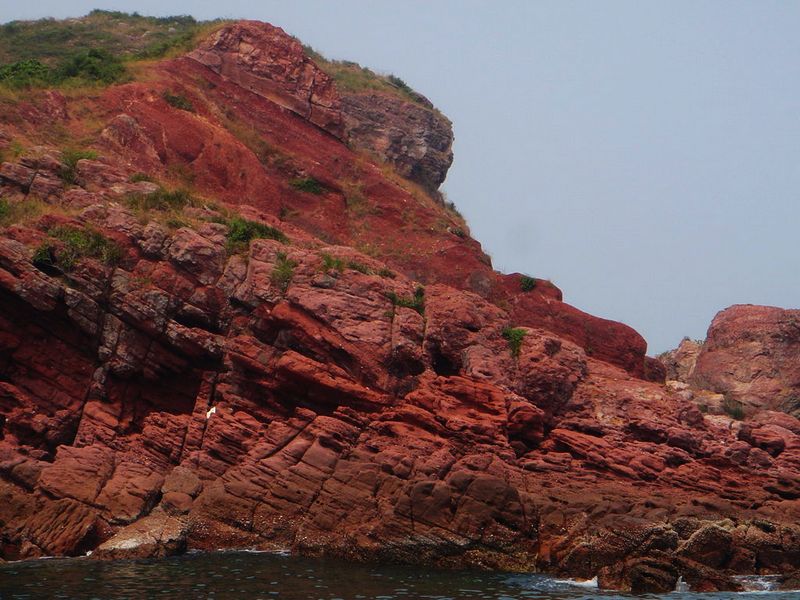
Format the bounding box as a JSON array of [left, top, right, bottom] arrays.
[[0, 551, 796, 599]]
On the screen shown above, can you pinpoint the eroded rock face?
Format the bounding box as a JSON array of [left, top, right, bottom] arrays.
[[341, 93, 454, 191], [188, 21, 454, 191], [690, 305, 800, 417]]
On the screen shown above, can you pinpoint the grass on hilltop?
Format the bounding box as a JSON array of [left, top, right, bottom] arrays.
[[0, 11, 228, 90], [301, 43, 428, 107]]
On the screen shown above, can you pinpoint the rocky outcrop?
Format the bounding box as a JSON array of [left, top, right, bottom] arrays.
[[188, 21, 454, 191], [660, 337, 703, 382], [189, 21, 343, 137], [341, 93, 453, 191], [668, 305, 800, 418]]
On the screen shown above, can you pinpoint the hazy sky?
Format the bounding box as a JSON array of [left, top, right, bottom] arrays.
[[2, 1, 799, 353]]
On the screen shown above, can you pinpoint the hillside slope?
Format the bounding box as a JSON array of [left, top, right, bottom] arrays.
[[0, 15, 798, 593]]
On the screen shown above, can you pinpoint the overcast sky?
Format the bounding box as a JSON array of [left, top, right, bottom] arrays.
[[2, 1, 799, 353]]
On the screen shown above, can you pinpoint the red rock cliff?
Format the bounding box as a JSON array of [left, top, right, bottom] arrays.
[[0, 20, 799, 593]]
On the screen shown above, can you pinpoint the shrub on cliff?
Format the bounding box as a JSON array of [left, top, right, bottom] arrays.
[[290, 177, 324, 195], [226, 217, 288, 253], [502, 327, 526, 359], [162, 91, 195, 112], [54, 48, 125, 84], [59, 148, 98, 184], [302, 43, 426, 106], [33, 225, 121, 271], [386, 286, 425, 315], [0, 11, 219, 67], [0, 198, 44, 227], [520, 275, 536, 292], [271, 252, 297, 293], [126, 187, 191, 212]]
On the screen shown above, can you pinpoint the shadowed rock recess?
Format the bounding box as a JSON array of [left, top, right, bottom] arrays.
[[0, 18, 799, 593]]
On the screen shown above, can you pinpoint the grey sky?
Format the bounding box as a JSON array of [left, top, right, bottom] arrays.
[[2, 1, 799, 353]]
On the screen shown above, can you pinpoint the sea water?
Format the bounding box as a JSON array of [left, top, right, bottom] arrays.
[[0, 551, 796, 599]]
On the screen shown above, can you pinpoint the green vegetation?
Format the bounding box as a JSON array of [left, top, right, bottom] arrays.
[[321, 252, 346, 272], [520, 275, 537, 292], [0, 49, 126, 88], [0, 59, 51, 87], [320, 252, 389, 277], [342, 180, 372, 217], [303, 43, 425, 106], [502, 327, 527, 359], [722, 396, 745, 421], [164, 216, 190, 230], [226, 217, 288, 253], [0, 11, 229, 90], [0, 198, 44, 227], [55, 48, 125, 84], [290, 177, 324, 195], [387, 75, 413, 95], [347, 260, 371, 274], [162, 91, 195, 112], [387, 286, 425, 315], [444, 200, 463, 219], [0, 11, 213, 65], [33, 225, 121, 271], [59, 148, 98, 185], [1, 140, 25, 163], [126, 187, 192, 212], [271, 252, 297, 292], [128, 172, 155, 183]]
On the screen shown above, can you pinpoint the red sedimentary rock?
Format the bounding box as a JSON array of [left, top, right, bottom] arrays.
[[691, 305, 800, 417], [0, 20, 798, 593]]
